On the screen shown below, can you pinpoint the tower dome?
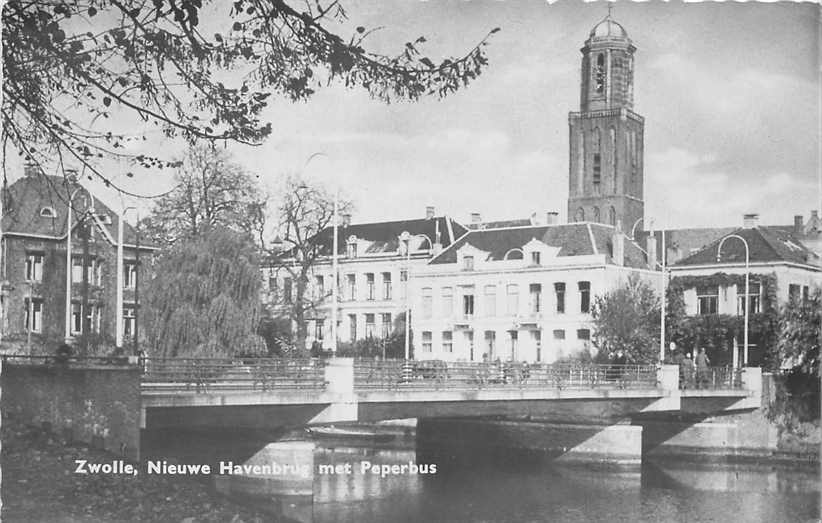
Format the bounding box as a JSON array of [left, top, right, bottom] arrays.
[[589, 17, 629, 41]]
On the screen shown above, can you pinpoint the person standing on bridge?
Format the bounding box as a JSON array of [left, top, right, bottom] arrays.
[[695, 348, 710, 389]]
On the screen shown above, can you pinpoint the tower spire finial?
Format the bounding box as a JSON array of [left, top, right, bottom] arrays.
[[607, 2, 613, 19]]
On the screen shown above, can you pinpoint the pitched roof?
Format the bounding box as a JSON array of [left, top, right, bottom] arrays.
[[2, 174, 153, 248], [673, 226, 821, 268], [430, 222, 650, 269], [274, 216, 468, 261], [467, 218, 533, 230]]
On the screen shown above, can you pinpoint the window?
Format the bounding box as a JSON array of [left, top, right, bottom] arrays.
[[315, 276, 325, 299], [365, 314, 375, 338], [575, 208, 585, 222], [529, 284, 542, 314], [552, 329, 565, 340], [789, 284, 801, 302], [509, 331, 518, 360], [40, 206, 56, 218], [803, 286, 810, 303], [267, 275, 277, 294], [123, 306, 136, 338], [595, 53, 605, 93], [531, 251, 541, 266], [93, 260, 103, 286], [463, 255, 474, 271], [466, 331, 474, 361], [124, 261, 137, 289], [442, 331, 453, 353], [381, 313, 392, 338], [366, 273, 375, 300], [554, 283, 566, 313], [25, 253, 44, 282], [92, 304, 102, 333], [462, 293, 475, 319], [441, 287, 453, 317], [422, 287, 433, 319], [610, 128, 617, 193], [737, 283, 761, 315], [579, 281, 591, 313], [422, 331, 432, 353], [609, 207, 616, 227], [593, 154, 601, 185], [347, 274, 356, 301], [532, 331, 542, 362], [484, 285, 497, 317], [400, 270, 408, 299], [71, 257, 83, 283], [315, 319, 325, 341], [485, 331, 496, 360], [283, 277, 293, 302], [577, 329, 591, 340], [23, 298, 43, 333], [506, 284, 519, 315], [697, 286, 718, 315], [593, 207, 601, 223], [346, 241, 357, 259], [382, 272, 392, 300], [349, 314, 357, 341], [71, 302, 83, 334]]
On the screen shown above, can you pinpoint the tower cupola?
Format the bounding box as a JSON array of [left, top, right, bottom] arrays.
[[579, 14, 636, 112]]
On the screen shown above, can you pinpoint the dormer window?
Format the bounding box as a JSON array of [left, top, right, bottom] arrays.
[[40, 206, 56, 218], [531, 252, 541, 266], [463, 255, 474, 271], [96, 213, 112, 225], [346, 235, 358, 258]]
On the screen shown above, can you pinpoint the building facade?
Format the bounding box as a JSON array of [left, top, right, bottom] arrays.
[[1, 169, 156, 352], [262, 210, 468, 350], [411, 222, 656, 362]]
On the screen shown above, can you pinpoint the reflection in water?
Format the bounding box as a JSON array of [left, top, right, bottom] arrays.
[[142, 429, 820, 523]]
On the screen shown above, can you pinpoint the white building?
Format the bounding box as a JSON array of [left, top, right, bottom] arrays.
[[410, 221, 657, 363]]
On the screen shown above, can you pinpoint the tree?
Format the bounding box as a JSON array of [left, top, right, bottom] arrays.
[[3, 0, 498, 190], [141, 144, 267, 246], [770, 287, 821, 425], [143, 227, 266, 358], [267, 175, 352, 355], [591, 274, 661, 364]]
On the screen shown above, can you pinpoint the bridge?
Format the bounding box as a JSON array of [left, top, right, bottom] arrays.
[[136, 357, 759, 430]]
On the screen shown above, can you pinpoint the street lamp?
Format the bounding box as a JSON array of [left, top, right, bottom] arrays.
[[399, 231, 432, 361], [65, 184, 95, 342], [716, 234, 750, 368]]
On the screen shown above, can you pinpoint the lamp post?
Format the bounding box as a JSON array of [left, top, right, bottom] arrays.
[[399, 232, 432, 361], [64, 185, 95, 342], [717, 234, 750, 368]]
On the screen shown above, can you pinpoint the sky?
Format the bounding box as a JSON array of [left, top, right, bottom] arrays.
[[11, 0, 821, 231]]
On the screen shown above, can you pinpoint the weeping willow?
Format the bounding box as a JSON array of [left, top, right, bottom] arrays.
[[144, 228, 266, 358]]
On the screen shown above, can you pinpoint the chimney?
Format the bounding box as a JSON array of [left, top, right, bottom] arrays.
[[24, 161, 39, 177], [341, 213, 351, 227], [794, 215, 804, 235], [530, 212, 540, 226], [812, 210, 819, 221], [612, 229, 625, 266], [546, 212, 559, 225], [470, 212, 482, 224], [646, 234, 657, 270], [743, 213, 759, 228], [425, 206, 435, 219]]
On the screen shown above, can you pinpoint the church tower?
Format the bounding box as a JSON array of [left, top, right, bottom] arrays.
[[568, 14, 644, 231]]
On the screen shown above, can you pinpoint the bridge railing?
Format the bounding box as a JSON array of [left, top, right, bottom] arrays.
[[141, 358, 326, 392], [354, 360, 659, 391], [680, 366, 744, 390]]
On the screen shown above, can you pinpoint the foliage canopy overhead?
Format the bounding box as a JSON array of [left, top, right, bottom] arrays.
[[3, 0, 498, 192]]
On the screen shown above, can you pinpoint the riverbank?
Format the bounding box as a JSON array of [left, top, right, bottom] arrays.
[[1, 417, 271, 522]]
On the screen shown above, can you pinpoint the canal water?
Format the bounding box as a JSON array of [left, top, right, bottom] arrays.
[[142, 428, 820, 523]]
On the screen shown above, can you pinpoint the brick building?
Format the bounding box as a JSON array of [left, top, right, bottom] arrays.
[[1, 168, 157, 352]]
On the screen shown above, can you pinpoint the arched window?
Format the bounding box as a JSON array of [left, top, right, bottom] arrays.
[[592, 128, 602, 187], [575, 208, 585, 222], [576, 131, 584, 195], [40, 207, 56, 218], [595, 54, 606, 94], [609, 207, 617, 226], [592, 128, 601, 151], [593, 207, 601, 223]]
